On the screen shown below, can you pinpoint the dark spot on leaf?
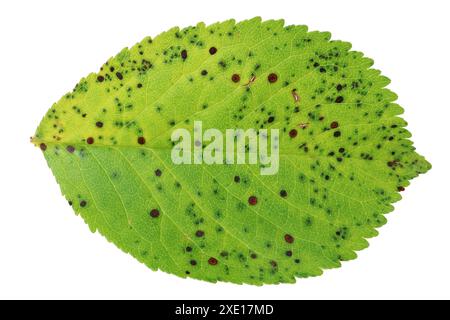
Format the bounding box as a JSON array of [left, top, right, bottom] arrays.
[[86, 137, 94, 145], [97, 75, 104, 82], [116, 72, 123, 80], [208, 257, 218, 265], [195, 230, 204, 237], [335, 96, 344, 103], [190, 259, 197, 266], [155, 169, 162, 177], [231, 74, 240, 83], [209, 47, 217, 55], [234, 175, 240, 183], [96, 121, 103, 128], [286, 250, 293, 257], [66, 145, 75, 153], [280, 190, 288, 198], [289, 129, 298, 138], [181, 49, 187, 60], [248, 196, 258, 206], [201, 70, 208, 76], [80, 200, 87, 207], [284, 234, 294, 244], [268, 73, 278, 83], [39, 143, 47, 151], [330, 121, 339, 129], [138, 137, 146, 145], [150, 209, 160, 218]]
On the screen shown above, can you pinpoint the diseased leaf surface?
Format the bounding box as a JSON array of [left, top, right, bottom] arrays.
[[33, 18, 430, 284]]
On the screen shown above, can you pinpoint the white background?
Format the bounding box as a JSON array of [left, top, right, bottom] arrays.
[[0, 0, 449, 300]]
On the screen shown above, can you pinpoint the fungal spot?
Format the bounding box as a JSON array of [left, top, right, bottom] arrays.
[[181, 49, 188, 60], [137, 137, 146, 145], [335, 96, 344, 103], [336, 84, 343, 91], [86, 137, 94, 145], [95, 121, 104, 128], [190, 259, 197, 266], [155, 169, 162, 177], [231, 74, 240, 83], [80, 200, 87, 207], [333, 131, 341, 138], [330, 121, 339, 129], [195, 230, 205, 237], [289, 129, 298, 138], [66, 145, 75, 153], [286, 250, 293, 257], [280, 190, 288, 198], [150, 209, 160, 218], [284, 234, 294, 244], [116, 72, 123, 80], [208, 257, 218, 265], [39, 143, 47, 151], [248, 196, 258, 206], [201, 70, 208, 76], [268, 73, 278, 83], [97, 75, 105, 82], [234, 175, 241, 183], [137, 83, 143, 88], [268, 116, 275, 123], [209, 47, 217, 55]]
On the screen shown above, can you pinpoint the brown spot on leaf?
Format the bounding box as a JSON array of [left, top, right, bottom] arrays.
[[248, 196, 258, 206], [150, 209, 160, 218], [209, 47, 217, 55], [284, 234, 294, 244], [268, 73, 278, 83], [195, 230, 205, 237], [289, 129, 298, 138], [137, 137, 146, 145]]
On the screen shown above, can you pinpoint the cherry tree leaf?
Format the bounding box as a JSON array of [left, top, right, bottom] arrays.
[[32, 18, 431, 285]]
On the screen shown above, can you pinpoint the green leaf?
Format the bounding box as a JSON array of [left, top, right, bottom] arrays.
[[33, 18, 431, 285]]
